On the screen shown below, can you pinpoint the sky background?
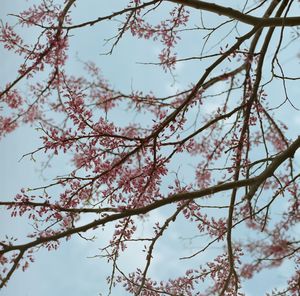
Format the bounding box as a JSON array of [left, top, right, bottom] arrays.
[[1, 1, 300, 295]]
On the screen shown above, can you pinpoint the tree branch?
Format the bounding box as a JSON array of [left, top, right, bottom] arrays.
[[167, 0, 300, 27], [1, 136, 299, 258]]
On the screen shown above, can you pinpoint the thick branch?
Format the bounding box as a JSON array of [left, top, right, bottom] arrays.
[[1, 136, 299, 257], [167, 0, 300, 27]]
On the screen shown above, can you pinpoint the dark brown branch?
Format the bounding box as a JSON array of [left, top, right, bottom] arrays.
[[167, 0, 300, 27], [0, 0, 76, 99], [0, 201, 118, 214], [1, 136, 299, 257], [0, 250, 24, 289], [63, 0, 160, 29]]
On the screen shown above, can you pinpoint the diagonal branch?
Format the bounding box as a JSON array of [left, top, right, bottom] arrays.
[[1, 137, 299, 260], [167, 0, 300, 27]]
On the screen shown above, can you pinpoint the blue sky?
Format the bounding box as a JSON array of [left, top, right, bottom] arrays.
[[1, 1, 300, 295]]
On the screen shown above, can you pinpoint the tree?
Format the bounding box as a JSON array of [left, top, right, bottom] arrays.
[[1, 0, 300, 294]]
